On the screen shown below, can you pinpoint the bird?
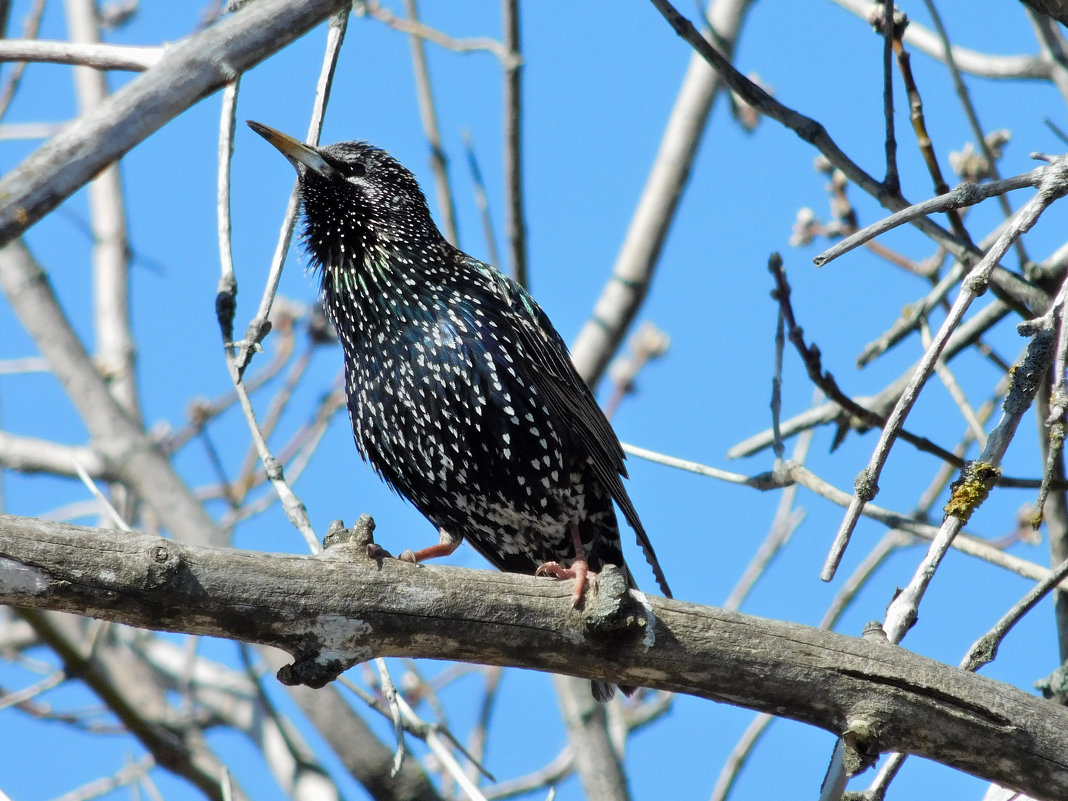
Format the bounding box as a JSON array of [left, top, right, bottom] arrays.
[[248, 121, 671, 701]]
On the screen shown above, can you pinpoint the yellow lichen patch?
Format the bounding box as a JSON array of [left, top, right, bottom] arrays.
[[943, 461, 1002, 523]]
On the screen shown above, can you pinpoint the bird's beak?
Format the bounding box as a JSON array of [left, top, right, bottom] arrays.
[[247, 120, 341, 179]]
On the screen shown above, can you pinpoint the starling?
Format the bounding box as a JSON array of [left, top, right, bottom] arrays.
[[249, 122, 671, 699]]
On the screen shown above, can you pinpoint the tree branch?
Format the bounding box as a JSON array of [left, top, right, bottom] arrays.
[[3, 513, 1068, 801], [0, 0, 350, 246]]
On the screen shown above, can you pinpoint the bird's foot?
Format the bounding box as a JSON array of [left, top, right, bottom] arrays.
[[535, 558, 596, 608], [397, 529, 463, 564]]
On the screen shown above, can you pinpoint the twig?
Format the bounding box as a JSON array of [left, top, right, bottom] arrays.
[[879, 6, 972, 245], [722, 426, 811, 611], [235, 7, 349, 375], [856, 261, 966, 367], [621, 443, 1063, 586], [965, 555, 1068, 672], [823, 155, 1068, 581], [71, 459, 130, 532], [709, 713, 773, 801], [603, 321, 670, 420], [883, 322, 1056, 641], [49, 755, 156, 801], [67, 0, 141, 531], [0, 669, 65, 711], [1028, 9, 1068, 103], [1033, 271, 1068, 527], [342, 670, 495, 797], [218, 76, 318, 549], [219, 385, 345, 531], [830, 0, 1051, 80], [463, 130, 501, 267], [916, 374, 1009, 514], [232, 344, 315, 503], [923, 0, 1027, 267], [651, 0, 1049, 317], [0, 39, 160, 70], [769, 253, 966, 468], [0, 356, 49, 374], [362, 1, 518, 67], [219, 12, 352, 552], [919, 317, 987, 449], [484, 748, 573, 799], [730, 299, 1014, 461], [621, 442, 758, 486], [466, 667, 503, 786], [770, 290, 787, 458], [404, 0, 459, 245], [164, 324, 297, 454], [502, 0, 526, 288], [0, 0, 47, 119], [787, 460, 1067, 587], [0, 0, 355, 246], [216, 79, 240, 351], [571, 0, 753, 387], [814, 168, 1041, 267], [0, 432, 109, 479], [865, 556, 1068, 798], [878, 0, 898, 194]]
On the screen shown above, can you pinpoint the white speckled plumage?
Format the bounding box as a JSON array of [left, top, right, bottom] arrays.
[[249, 123, 672, 615]]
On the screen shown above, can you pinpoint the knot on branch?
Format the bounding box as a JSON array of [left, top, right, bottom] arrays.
[[943, 460, 1001, 524], [853, 468, 879, 501], [277, 653, 349, 690], [963, 273, 988, 296], [842, 717, 881, 777], [866, 3, 908, 38], [322, 515, 378, 558], [582, 564, 635, 633], [144, 543, 182, 589], [214, 284, 236, 344], [1036, 662, 1068, 705], [861, 620, 888, 642], [1004, 327, 1054, 415]]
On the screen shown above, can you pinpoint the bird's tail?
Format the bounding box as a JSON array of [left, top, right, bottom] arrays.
[[591, 680, 637, 703]]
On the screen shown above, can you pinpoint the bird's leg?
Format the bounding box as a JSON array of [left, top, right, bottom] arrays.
[[535, 522, 594, 608], [399, 528, 463, 563]]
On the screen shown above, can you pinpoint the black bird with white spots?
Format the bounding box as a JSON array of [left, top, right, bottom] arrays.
[[249, 122, 671, 697]]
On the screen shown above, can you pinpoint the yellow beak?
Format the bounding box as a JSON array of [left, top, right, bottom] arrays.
[[247, 121, 340, 179]]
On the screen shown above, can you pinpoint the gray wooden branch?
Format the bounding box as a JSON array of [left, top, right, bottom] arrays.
[[1, 513, 1066, 800], [0, 0, 350, 246]]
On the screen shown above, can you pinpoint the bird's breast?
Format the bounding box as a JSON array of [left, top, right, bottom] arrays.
[[327, 283, 575, 515]]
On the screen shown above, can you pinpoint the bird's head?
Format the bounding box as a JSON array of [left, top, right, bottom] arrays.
[[248, 121, 439, 275]]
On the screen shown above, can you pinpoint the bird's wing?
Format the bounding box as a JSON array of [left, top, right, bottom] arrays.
[[482, 264, 672, 598]]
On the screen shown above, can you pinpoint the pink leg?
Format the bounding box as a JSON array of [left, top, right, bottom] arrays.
[[535, 522, 595, 608], [399, 529, 462, 563]]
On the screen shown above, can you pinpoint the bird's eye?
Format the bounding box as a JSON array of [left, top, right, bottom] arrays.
[[350, 162, 367, 178]]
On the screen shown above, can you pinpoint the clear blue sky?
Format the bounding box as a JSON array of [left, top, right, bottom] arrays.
[[2, 1, 1067, 799]]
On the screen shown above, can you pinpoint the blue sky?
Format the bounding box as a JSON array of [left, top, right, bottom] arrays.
[[3, 1, 1068, 799]]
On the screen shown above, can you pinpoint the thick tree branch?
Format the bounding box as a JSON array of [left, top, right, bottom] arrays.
[[2, 513, 1068, 801], [0, 0, 350, 246], [1, 239, 435, 799], [570, 0, 755, 387]]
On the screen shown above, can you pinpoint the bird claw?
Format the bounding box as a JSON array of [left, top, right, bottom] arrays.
[[536, 560, 596, 608], [365, 543, 390, 562], [534, 561, 571, 579], [397, 549, 418, 564]]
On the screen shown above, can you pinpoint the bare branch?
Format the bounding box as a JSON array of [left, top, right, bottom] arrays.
[[0, 39, 160, 70], [404, 0, 459, 246], [830, 0, 1053, 80], [572, 0, 756, 386], [0, 0, 352, 246], [3, 513, 1068, 801]]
